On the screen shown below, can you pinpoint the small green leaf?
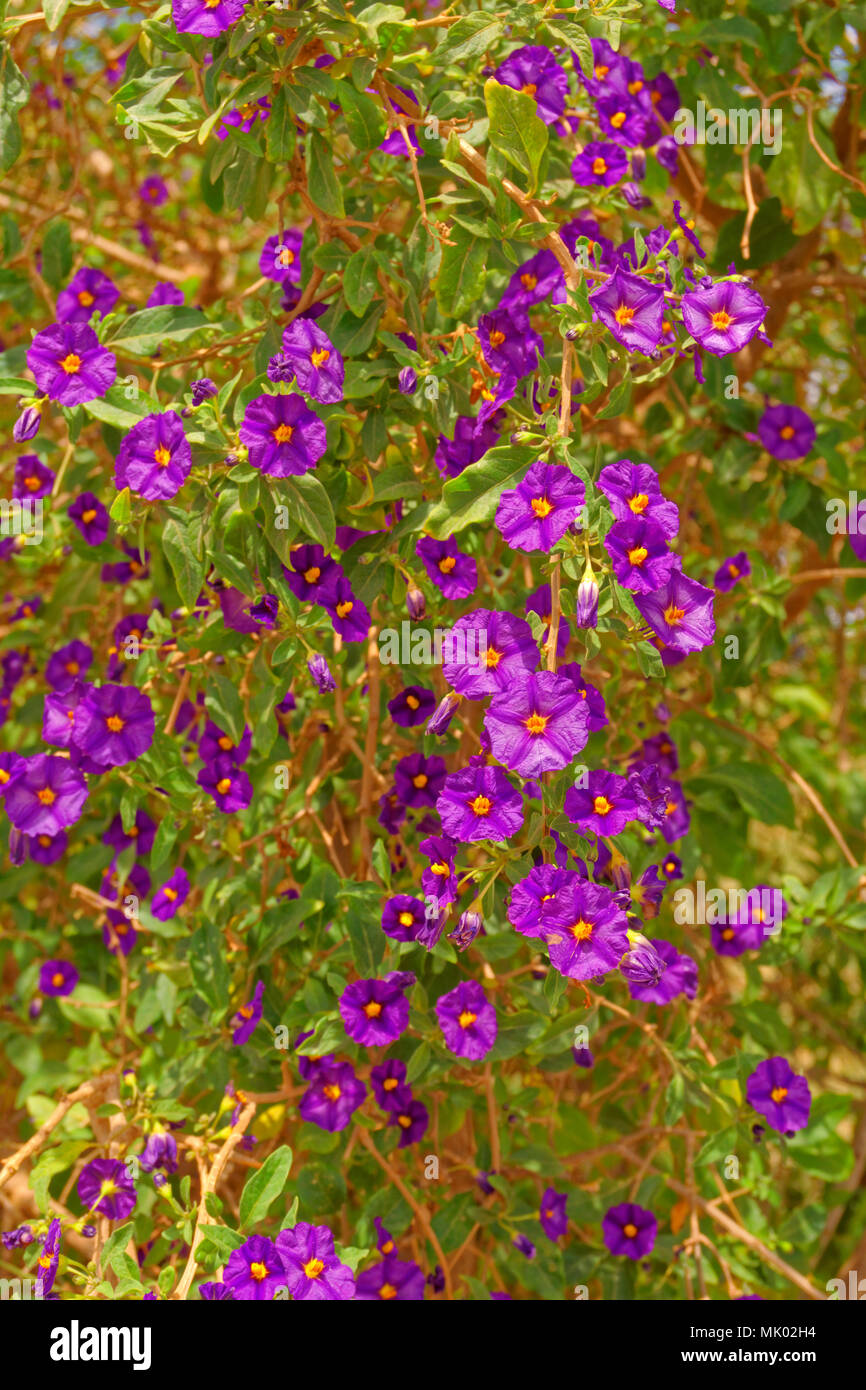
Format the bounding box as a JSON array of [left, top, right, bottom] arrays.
[[239, 1144, 294, 1229], [484, 79, 548, 195]]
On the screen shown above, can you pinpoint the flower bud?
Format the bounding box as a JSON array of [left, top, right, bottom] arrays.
[[307, 653, 336, 693], [13, 403, 42, 442], [406, 584, 426, 621], [398, 366, 417, 395], [191, 377, 218, 405], [449, 910, 482, 950], [575, 564, 598, 629], [426, 691, 460, 737]]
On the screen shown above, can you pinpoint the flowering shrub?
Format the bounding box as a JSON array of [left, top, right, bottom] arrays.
[[0, 0, 864, 1305]]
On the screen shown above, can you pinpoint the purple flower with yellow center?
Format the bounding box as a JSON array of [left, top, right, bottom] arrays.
[[355, 1255, 425, 1301], [231, 980, 264, 1045], [435, 979, 497, 1061], [284, 543, 341, 607], [598, 459, 679, 536], [681, 278, 769, 356], [758, 403, 815, 460], [714, 550, 750, 592], [394, 751, 447, 809], [27, 322, 117, 405], [13, 454, 54, 499], [56, 267, 119, 324], [4, 754, 88, 836], [596, 94, 650, 146], [139, 175, 169, 206], [571, 141, 628, 187], [39, 960, 78, 996], [172, 0, 247, 37], [526, 584, 571, 660], [484, 670, 589, 779], [259, 229, 302, 285], [437, 762, 524, 844], [388, 1091, 429, 1147], [416, 535, 477, 601], [223, 1235, 284, 1301], [276, 1222, 355, 1301], [299, 1060, 366, 1132], [540, 1188, 568, 1241], [564, 769, 639, 836], [239, 392, 326, 477], [605, 517, 678, 595], [68, 491, 109, 545], [653, 777, 688, 843], [78, 1158, 137, 1221], [115, 410, 191, 502], [45, 639, 92, 692], [34, 1217, 61, 1299], [747, 1057, 811, 1134], [628, 937, 697, 1004], [197, 755, 254, 813], [72, 683, 154, 768], [420, 833, 459, 905], [382, 894, 427, 942], [508, 864, 583, 938], [589, 269, 665, 355], [152, 867, 190, 921], [635, 571, 714, 655], [278, 319, 344, 404], [199, 720, 252, 766], [27, 830, 68, 864], [477, 308, 543, 378], [102, 916, 137, 956], [603, 1202, 657, 1259], [373, 1217, 397, 1255], [371, 1059, 407, 1110], [339, 972, 415, 1047], [388, 685, 435, 728], [543, 880, 629, 980], [324, 577, 370, 644], [441, 609, 537, 700], [500, 250, 564, 313], [495, 461, 585, 554], [493, 45, 569, 126], [558, 662, 607, 732]]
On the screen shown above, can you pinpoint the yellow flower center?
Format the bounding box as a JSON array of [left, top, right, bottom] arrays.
[[531, 496, 553, 518], [489, 330, 505, 348], [323, 1084, 341, 1101], [525, 713, 548, 735], [272, 423, 294, 444], [521, 83, 537, 97], [664, 604, 685, 626], [250, 1261, 269, 1282], [310, 348, 330, 368], [52, 972, 65, 987], [520, 274, 537, 290], [595, 65, 609, 79], [59, 353, 82, 374], [628, 493, 649, 515], [627, 546, 648, 567], [710, 310, 733, 331], [592, 795, 612, 816], [216, 777, 232, 794], [431, 861, 450, 877], [770, 1086, 788, 1103], [153, 446, 171, 467], [779, 425, 795, 439], [164, 886, 178, 901], [106, 715, 125, 732], [398, 911, 415, 927], [628, 79, 644, 95], [571, 918, 593, 941], [336, 599, 353, 619], [413, 773, 428, 788], [380, 1283, 398, 1299], [728, 563, 740, 577], [81, 508, 97, 523], [623, 1223, 638, 1238], [406, 695, 419, 709], [439, 556, 456, 573], [398, 1114, 412, 1128], [610, 111, 627, 129], [303, 566, 321, 583], [469, 795, 491, 816], [592, 157, 607, 175], [485, 647, 501, 668], [364, 1000, 383, 1018], [303, 1257, 325, 1279], [458, 1010, 477, 1029], [218, 735, 233, 750], [614, 305, 634, 326]]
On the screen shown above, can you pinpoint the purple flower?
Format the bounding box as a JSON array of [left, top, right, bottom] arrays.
[[558, 662, 607, 732], [223, 1235, 285, 1300], [152, 867, 190, 920], [416, 535, 477, 601], [249, 593, 278, 628], [441, 609, 537, 699], [435, 413, 501, 480], [478, 308, 544, 378], [388, 1092, 429, 1147], [218, 97, 271, 139], [45, 640, 92, 692], [198, 756, 254, 813], [575, 568, 599, 628], [324, 577, 370, 644], [278, 320, 344, 404], [620, 937, 668, 987], [398, 365, 417, 394], [307, 653, 336, 693], [758, 403, 815, 460], [284, 544, 341, 607], [394, 752, 447, 809], [199, 1282, 235, 1300], [27, 830, 68, 864], [634, 572, 715, 654], [437, 762, 524, 843], [605, 518, 678, 594], [540, 1188, 568, 1241], [276, 1222, 355, 1301], [589, 269, 665, 355], [387, 685, 435, 728], [714, 551, 750, 592], [494, 45, 569, 126], [680, 279, 769, 356], [139, 176, 169, 206], [115, 410, 191, 501], [596, 94, 650, 146], [339, 972, 415, 1047], [508, 864, 582, 938], [449, 910, 483, 950], [746, 1057, 811, 1135], [239, 392, 326, 477], [140, 1129, 178, 1175], [564, 769, 639, 836], [14, 454, 54, 499], [190, 377, 217, 406], [147, 281, 184, 308], [13, 404, 42, 442], [484, 671, 589, 778], [299, 1060, 366, 1132], [27, 322, 117, 405], [56, 268, 119, 323], [68, 491, 110, 545], [572, 141, 628, 187], [420, 833, 459, 906], [35, 1218, 62, 1299], [72, 683, 154, 768], [39, 960, 78, 996], [371, 1059, 407, 1109], [4, 754, 88, 835], [500, 250, 564, 312], [231, 981, 264, 1045], [495, 461, 585, 553], [78, 1158, 137, 1221], [602, 1202, 657, 1259], [172, 0, 248, 38], [259, 229, 302, 285], [628, 937, 697, 1004], [435, 980, 497, 1061], [355, 1255, 425, 1301], [598, 459, 679, 536], [543, 880, 629, 980]]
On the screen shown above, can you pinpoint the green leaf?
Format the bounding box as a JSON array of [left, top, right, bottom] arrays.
[[40, 220, 74, 290], [106, 306, 207, 356], [284, 473, 336, 550], [344, 246, 378, 317], [344, 903, 384, 976], [697, 761, 796, 828], [239, 1144, 293, 1229], [436, 14, 505, 63], [205, 671, 246, 745], [265, 86, 296, 162], [0, 375, 36, 395], [542, 18, 593, 77], [162, 516, 206, 610], [189, 922, 230, 1012], [435, 223, 488, 318], [0, 45, 29, 173], [425, 444, 536, 537], [484, 79, 548, 195], [109, 487, 132, 526], [336, 80, 385, 150], [308, 130, 345, 217]]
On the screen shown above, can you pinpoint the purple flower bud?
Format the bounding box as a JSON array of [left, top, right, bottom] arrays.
[[224, 452, 239, 466], [191, 378, 218, 406], [426, 691, 460, 737], [13, 404, 42, 442], [513, 1234, 536, 1259], [572, 1046, 594, 1069], [620, 942, 667, 987], [398, 366, 417, 395], [449, 910, 482, 950], [266, 350, 296, 385], [575, 569, 599, 628], [407, 585, 426, 621], [307, 653, 336, 693]]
